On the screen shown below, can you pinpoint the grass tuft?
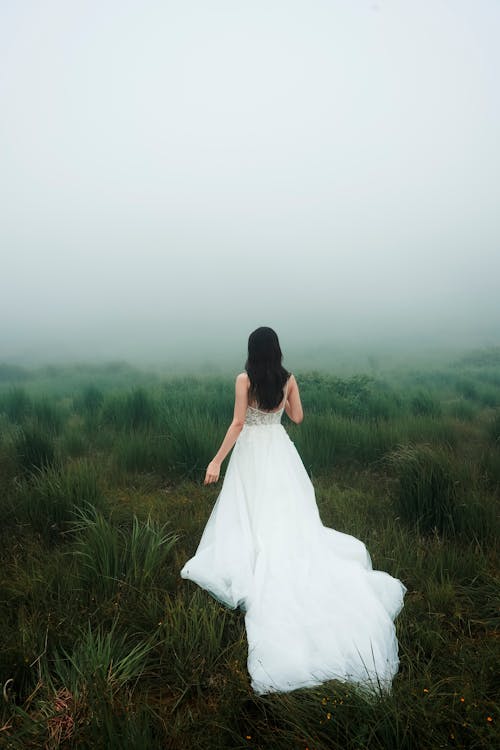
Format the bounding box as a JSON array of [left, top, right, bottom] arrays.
[[12, 460, 104, 540], [71, 504, 179, 598], [14, 428, 57, 474], [385, 443, 461, 535]]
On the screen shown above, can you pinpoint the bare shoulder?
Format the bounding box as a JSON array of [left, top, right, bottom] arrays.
[[287, 372, 299, 392], [236, 372, 250, 391]]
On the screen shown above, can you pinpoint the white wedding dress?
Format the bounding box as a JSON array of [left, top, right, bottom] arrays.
[[180, 376, 407, 696]]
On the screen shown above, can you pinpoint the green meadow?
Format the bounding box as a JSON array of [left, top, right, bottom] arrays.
[[0, 349, 498, 749]]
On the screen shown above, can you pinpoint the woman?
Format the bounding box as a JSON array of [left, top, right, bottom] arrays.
[[180, 326, 407, 696]]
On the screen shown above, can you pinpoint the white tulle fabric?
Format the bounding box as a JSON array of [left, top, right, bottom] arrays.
[[180, 391, 407, 696]]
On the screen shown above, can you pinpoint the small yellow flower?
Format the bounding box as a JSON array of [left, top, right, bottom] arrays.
[[326, 712, 331, 720], [460, 697, 465, 703], [321, 697, 327, 705], [423, 688, 429, 693], [487, 716, 493, 723], [246, 735, 252, 740]]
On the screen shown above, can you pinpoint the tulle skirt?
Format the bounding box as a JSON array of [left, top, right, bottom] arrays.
[[180, 422, 407, 695]]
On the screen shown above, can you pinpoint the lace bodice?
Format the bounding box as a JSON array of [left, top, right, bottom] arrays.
[[244, 405, 285, 426], [244, 376, 290, 427]]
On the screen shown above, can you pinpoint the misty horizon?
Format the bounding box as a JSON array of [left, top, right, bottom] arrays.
[[1, 0, 499, 368]]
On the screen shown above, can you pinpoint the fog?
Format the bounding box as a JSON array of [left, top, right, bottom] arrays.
[[1, 0, 499, 369]]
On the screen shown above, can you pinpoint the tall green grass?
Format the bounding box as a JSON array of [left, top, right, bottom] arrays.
[[101, 388, 158, 430], [11, 460, 104, 540], [1, 354, 499, 749], [112, 411, 223, 481], [4, 620, 159, 750], [290, 414, 459, 475], [45, 618, 158, 698], [386, 440, 498, 542], [0, 387, 32, 421], [73, 384, 104, 417], [71, 504, 179, 598], [14, 428, 57, 474], [386, 443, 460, 534], [487, 409, 500, 444], [156, 587, 238, 695]]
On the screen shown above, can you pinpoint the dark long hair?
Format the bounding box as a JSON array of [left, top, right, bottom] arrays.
[[245, 327, 290, 410]]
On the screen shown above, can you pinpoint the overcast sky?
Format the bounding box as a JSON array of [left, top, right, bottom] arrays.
[[1, 0, 499, 365]]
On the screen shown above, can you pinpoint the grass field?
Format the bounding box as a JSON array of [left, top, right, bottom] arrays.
[[0, 349, 498, 749]]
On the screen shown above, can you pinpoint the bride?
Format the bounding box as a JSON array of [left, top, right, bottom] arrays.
[[180, 326, 407, 696]]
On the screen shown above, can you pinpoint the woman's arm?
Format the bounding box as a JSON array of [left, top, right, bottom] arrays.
[[284, 374, 304, 424], [204, 373, 248, 484]]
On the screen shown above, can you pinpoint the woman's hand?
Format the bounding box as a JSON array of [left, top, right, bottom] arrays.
[[202, 374, 246, 486], [204, 459, 221, 485]]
